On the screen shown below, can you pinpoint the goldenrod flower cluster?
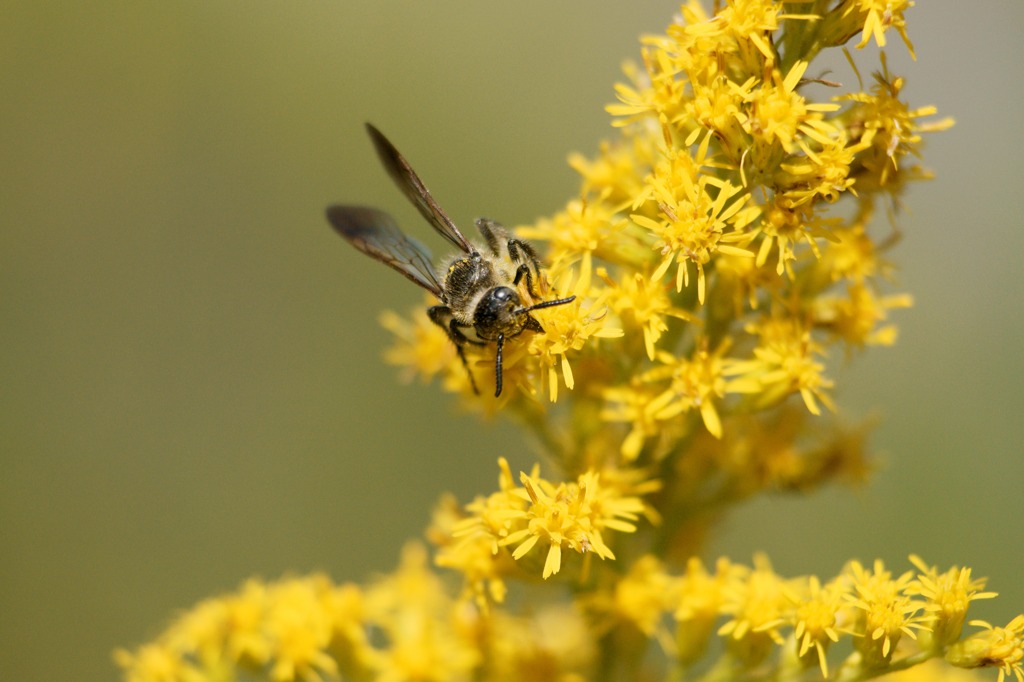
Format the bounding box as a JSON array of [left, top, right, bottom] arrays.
[[119, 2, 1020, 681], [116, 551, 1017, 682]]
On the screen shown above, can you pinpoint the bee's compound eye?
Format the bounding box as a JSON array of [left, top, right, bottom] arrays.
[[492, 287, 516, 304]]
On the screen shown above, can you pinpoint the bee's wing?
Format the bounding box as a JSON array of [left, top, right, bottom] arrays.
[[365, 123, 474, 254], [326, 205, 443, 296]]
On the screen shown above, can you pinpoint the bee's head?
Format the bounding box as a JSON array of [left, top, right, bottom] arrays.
[[473, 286, 526, 339]]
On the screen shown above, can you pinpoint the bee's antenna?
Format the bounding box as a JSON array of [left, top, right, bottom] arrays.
[[520, 295, 576, 315]]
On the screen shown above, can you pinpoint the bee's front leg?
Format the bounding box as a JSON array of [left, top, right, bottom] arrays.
[[511, 263, 537, 302], [507, 238, 543, 298], [494, 333, 505, 398]]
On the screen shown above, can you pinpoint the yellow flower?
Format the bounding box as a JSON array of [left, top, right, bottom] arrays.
[[815, 223, 891, 285], [601, 380, 674, 461], [635, 141, 753, 304], [586, 554, 678, 646], [431, 492, 512, 607], [792, 575, 847, 677], [674, 557, 742, 664], [498, 466, 646, 579], [603, 269, 693, 361], [607, 50, 689, 128], [733, 313, 835, 415], [319, 582, 368, 669], [845, 558, 929, 666], [570, 148, 633, 205], [380, 306, 456, 384], [714, 250, 777, 312], [644, 338, 761, 439], [452, 457, 529, 554], [115, 576, 371, 682], [488, 605, 597, 680], [743, 61, 842, 154], [222, 579, 273, 665], [749, 195, 833, 276], [526, 259, 624, 402], [812, 281, 914, 349], [716, 0, 785, 61], [717, 554, 793, 666], [839, 53, 954, 188], [114, 644, 196, 682], [686, 74, 751, 147], [845, 0, 918, 57], [908, 555, 998, 651], [262, 580, 337, 682], [947, 616, 1024, 682], [518, 198, 636, 274], [776, 129, 871, 206], [364, 544, 481, 682]]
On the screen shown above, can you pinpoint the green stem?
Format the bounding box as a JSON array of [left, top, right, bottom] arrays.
[[832, 651, 938, 682]]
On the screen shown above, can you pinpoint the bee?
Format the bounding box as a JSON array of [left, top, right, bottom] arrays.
[[326, 124, 576, 397]]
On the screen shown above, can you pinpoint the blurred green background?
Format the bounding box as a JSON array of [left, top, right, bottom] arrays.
[[2, 2, 1022, 679]]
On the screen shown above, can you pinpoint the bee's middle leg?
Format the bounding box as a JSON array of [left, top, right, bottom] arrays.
[[428, 305, 481, 394]]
